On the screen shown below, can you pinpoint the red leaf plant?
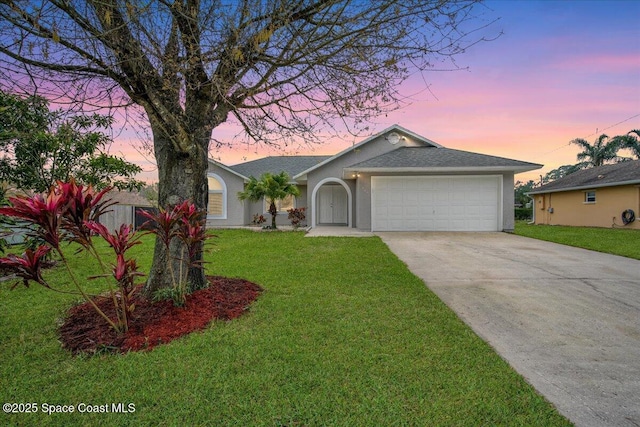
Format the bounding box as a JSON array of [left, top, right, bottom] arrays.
[[1, 180, 211, 334], [58, 178, 115, 250], [0, 179, 142, 334], [138, 202, 185, 247], [91, 251, 145, 332], [177, 209, 208, 264], [0, 245, 51, 289], [0, 191, 67, 249], [86, 221, 144, 330], [140, 200, 210, 305], [86, 222, 141, 255]]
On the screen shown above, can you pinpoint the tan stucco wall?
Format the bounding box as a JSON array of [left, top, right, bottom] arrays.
[[533, 185, 640, 229]]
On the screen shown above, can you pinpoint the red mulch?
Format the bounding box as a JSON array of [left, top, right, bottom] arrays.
[[59, 276, 262, 355]]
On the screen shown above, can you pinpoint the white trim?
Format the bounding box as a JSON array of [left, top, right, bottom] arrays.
[[206, 172, 227, 220], [311, 178, 353, 228], [207, 158, 249, 180], [584, 190, 597, 204], [343, 166, 540, 175]]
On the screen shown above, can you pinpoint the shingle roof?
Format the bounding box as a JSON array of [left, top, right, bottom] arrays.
[[344, 147, 541, 171], [292, 124, 442, 179], [229, 156, 331, 179], [528, 160, 640, 194], [104, 190, 153, 207]]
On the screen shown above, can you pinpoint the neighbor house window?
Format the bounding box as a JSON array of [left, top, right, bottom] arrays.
[[584, 191, 596, 203], [264, 194, 295, 213], [207, 174, 226, 218]]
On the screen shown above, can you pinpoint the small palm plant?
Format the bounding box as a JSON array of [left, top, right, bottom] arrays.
[[237, 172, 300, 230]]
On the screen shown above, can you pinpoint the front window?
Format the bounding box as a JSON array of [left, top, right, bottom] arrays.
[[207, 174, 226, 218], [264, 194, 295, 213], [584, 191, 596, 203]]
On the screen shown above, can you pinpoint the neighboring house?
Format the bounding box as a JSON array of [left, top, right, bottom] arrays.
[[99, 190, 155, 232], [207, 125, 542, 232], [528, 160, 640, 229]]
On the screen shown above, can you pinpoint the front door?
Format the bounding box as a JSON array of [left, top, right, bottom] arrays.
[[318, 185, 348, 225]]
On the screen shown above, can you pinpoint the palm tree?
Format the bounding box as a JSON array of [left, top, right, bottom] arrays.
[[238, 172, 300, 229], [571, 134, 622, 167], [612, 130, 640, 159]]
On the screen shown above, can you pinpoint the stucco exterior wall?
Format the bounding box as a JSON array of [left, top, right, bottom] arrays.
[[205, 164, 246, 227], [355, 173, 372, 231], [502, 172, 515, 232], [245, 187, 308, 227], [306, 132, 425, 228], [533, 185, 640, 229]]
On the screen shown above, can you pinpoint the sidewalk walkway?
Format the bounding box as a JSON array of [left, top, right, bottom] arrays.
[[305, 226, 374, 237]]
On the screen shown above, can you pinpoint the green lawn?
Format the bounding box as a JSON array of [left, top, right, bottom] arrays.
[[515, 221, 640, 260], [0, 230, 570, 426]]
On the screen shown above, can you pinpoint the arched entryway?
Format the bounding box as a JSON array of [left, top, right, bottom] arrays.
[[311, 178, 352, 228]]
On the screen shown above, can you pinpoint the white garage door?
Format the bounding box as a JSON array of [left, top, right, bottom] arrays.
[[371, 176, 502, 231]]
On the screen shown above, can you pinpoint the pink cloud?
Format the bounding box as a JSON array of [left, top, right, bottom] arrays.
[[553, 53, 640, 73]]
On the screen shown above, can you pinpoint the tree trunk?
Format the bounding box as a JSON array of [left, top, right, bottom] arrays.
[[269, 201, 277, 229], [144, 123, 210, 298]]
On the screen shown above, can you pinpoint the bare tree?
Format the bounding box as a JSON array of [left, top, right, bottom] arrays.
[[0, 0, 497, 295]]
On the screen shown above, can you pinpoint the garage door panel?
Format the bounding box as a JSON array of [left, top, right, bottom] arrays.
[[372, 176, 501, 231], [387, 205, 403, 217]]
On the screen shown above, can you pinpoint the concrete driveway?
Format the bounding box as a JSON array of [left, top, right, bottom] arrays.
[[377, 232, 640, 427]]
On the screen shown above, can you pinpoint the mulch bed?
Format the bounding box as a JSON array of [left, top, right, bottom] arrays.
[[59, 276, 262, 355]]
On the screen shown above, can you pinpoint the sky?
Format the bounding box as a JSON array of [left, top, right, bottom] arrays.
[[117, 0, 640, 184]]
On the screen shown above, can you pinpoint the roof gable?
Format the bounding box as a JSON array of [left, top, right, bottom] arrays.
[[104, 190, 153, 207], [293, 124, 440, 179], [529, 160, 640, 194]]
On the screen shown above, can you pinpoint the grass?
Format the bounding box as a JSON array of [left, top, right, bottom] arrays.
[[515, 221, 640, 260], [0, 229, 571, 426]]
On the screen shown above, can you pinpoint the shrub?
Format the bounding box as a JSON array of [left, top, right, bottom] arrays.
[[287, 207, 306, 229], [252, 213, 266, 226], [515, 207, 533, 221]]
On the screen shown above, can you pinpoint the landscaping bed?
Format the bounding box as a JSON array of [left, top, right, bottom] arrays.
[[60, 276, 262, 354]]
